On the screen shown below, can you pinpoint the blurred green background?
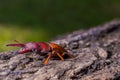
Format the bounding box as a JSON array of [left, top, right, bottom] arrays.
[[0, 0, 120, 51]]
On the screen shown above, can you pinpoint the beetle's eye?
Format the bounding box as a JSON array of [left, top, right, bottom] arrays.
[[32, 48, 37, 52]]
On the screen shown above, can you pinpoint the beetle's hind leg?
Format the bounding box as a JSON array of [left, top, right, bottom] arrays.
[[66, 52, 77, 58], [62, 51, 77, 58]]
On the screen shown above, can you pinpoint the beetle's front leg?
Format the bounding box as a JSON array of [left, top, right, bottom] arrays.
[[43, 53, 51, 65], [43, 51, 54, 65]]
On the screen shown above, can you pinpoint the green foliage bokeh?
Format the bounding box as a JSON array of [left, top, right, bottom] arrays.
[[0, 0, 120, 51]]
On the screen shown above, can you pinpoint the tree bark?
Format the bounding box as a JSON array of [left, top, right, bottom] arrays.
[[0, 19, 120, 80]]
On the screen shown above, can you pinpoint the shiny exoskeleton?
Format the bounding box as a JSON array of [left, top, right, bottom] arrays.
[[6, 42, 75, 64]]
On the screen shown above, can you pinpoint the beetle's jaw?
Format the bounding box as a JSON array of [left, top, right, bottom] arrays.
[[17, 48, 31, 54], [6, 44, 25, 47]]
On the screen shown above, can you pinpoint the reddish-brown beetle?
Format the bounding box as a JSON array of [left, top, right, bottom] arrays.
[[6, 42, 76, 64]]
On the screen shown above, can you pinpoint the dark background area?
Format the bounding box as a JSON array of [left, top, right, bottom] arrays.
[[0, 0, 120, 51]]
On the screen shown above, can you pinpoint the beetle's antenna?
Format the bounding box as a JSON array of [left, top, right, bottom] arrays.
[[14, 40, 21, 44]]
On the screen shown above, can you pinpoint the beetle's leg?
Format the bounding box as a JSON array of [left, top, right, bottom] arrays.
[[51, 50, 55, 55], [61, 52, 65, 56], [62, 51, 77, 58], [43, 51, 56, 64], [56, 52, 64, 61], [43, 53, 52, 65], [52, 50, 64, 61], [66, 52, 77, 58]]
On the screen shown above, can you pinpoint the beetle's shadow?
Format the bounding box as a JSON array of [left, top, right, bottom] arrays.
[[51, 54, 70, 60]]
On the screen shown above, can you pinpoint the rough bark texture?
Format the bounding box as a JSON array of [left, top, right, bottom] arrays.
[[0, 19, 120, 80]]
